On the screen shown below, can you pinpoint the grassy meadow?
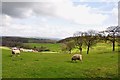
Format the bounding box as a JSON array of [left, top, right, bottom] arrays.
[[1, 42, 119, 78], [24, 43, 61, 52]]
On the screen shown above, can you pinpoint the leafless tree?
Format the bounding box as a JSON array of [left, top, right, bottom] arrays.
[[62, 40, 75, 54], [83, 30, 99, 54], [73, 31, 84, 54], [105, 26, 120, 51]]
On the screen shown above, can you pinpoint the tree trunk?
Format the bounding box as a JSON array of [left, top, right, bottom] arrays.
[[79, 48, 82, 54], [69, 49, 71, 54], [112, 32, 115, 51], [87, 45, 90, 54], [112, 40, 115, 51]]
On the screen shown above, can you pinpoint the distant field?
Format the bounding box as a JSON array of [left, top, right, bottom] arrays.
[[24, 43, 61, 52], [2, 42, 119, 78]]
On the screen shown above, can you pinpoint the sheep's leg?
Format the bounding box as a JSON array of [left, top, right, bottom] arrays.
[[80, 59, 83, 63], [71, 59, 74, 62], [74, 60, 77, 63], [12, 51, 15, 57], [17, 53, 20, 56], [71, 59, 76, 63]]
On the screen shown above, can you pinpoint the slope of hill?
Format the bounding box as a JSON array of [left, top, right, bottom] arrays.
[[1, 36, 58, 43]]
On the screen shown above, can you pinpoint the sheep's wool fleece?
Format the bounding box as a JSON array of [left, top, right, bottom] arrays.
[[73, 54, 82, 60], [12, 50, 20, 53]]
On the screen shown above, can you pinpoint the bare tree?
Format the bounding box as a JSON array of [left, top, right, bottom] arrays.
[[62, 40, 75, 54], [73, 31, 84, 54], [83, 30, 99, 54], [98, 31, 109, 43], [105, 26, 120, 51]]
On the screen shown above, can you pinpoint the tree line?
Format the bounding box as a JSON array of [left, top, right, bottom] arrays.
[[59, 26, 120, 54], [1, 36, 57, 47]]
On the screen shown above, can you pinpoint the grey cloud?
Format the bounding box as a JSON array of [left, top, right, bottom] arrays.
[[33, 3, 55, 16], [2, 2, 32, 18], [2, 2, 55, 18]]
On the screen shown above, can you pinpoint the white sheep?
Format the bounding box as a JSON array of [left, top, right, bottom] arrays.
[[71, 54, 82, 62], [12, 49, 20, 56]]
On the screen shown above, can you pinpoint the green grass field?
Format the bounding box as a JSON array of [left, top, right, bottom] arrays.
[[1, 42, 119, 78], [24, 43, 61, 52]]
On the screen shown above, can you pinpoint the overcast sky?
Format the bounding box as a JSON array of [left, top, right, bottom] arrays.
[[1, 0, 119, 39]]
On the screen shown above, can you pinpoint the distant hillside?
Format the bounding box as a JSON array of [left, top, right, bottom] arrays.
[[1, 36, 58, 45], [57, 37, 74, 43]]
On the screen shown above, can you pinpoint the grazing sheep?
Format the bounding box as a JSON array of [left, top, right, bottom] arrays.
[[12, 49, 20, 56], [71, 54, 82, 62]]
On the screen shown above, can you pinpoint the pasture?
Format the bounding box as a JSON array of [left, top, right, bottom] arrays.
[[24, 43, 61, 52], [2, 42, 119, 78]]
